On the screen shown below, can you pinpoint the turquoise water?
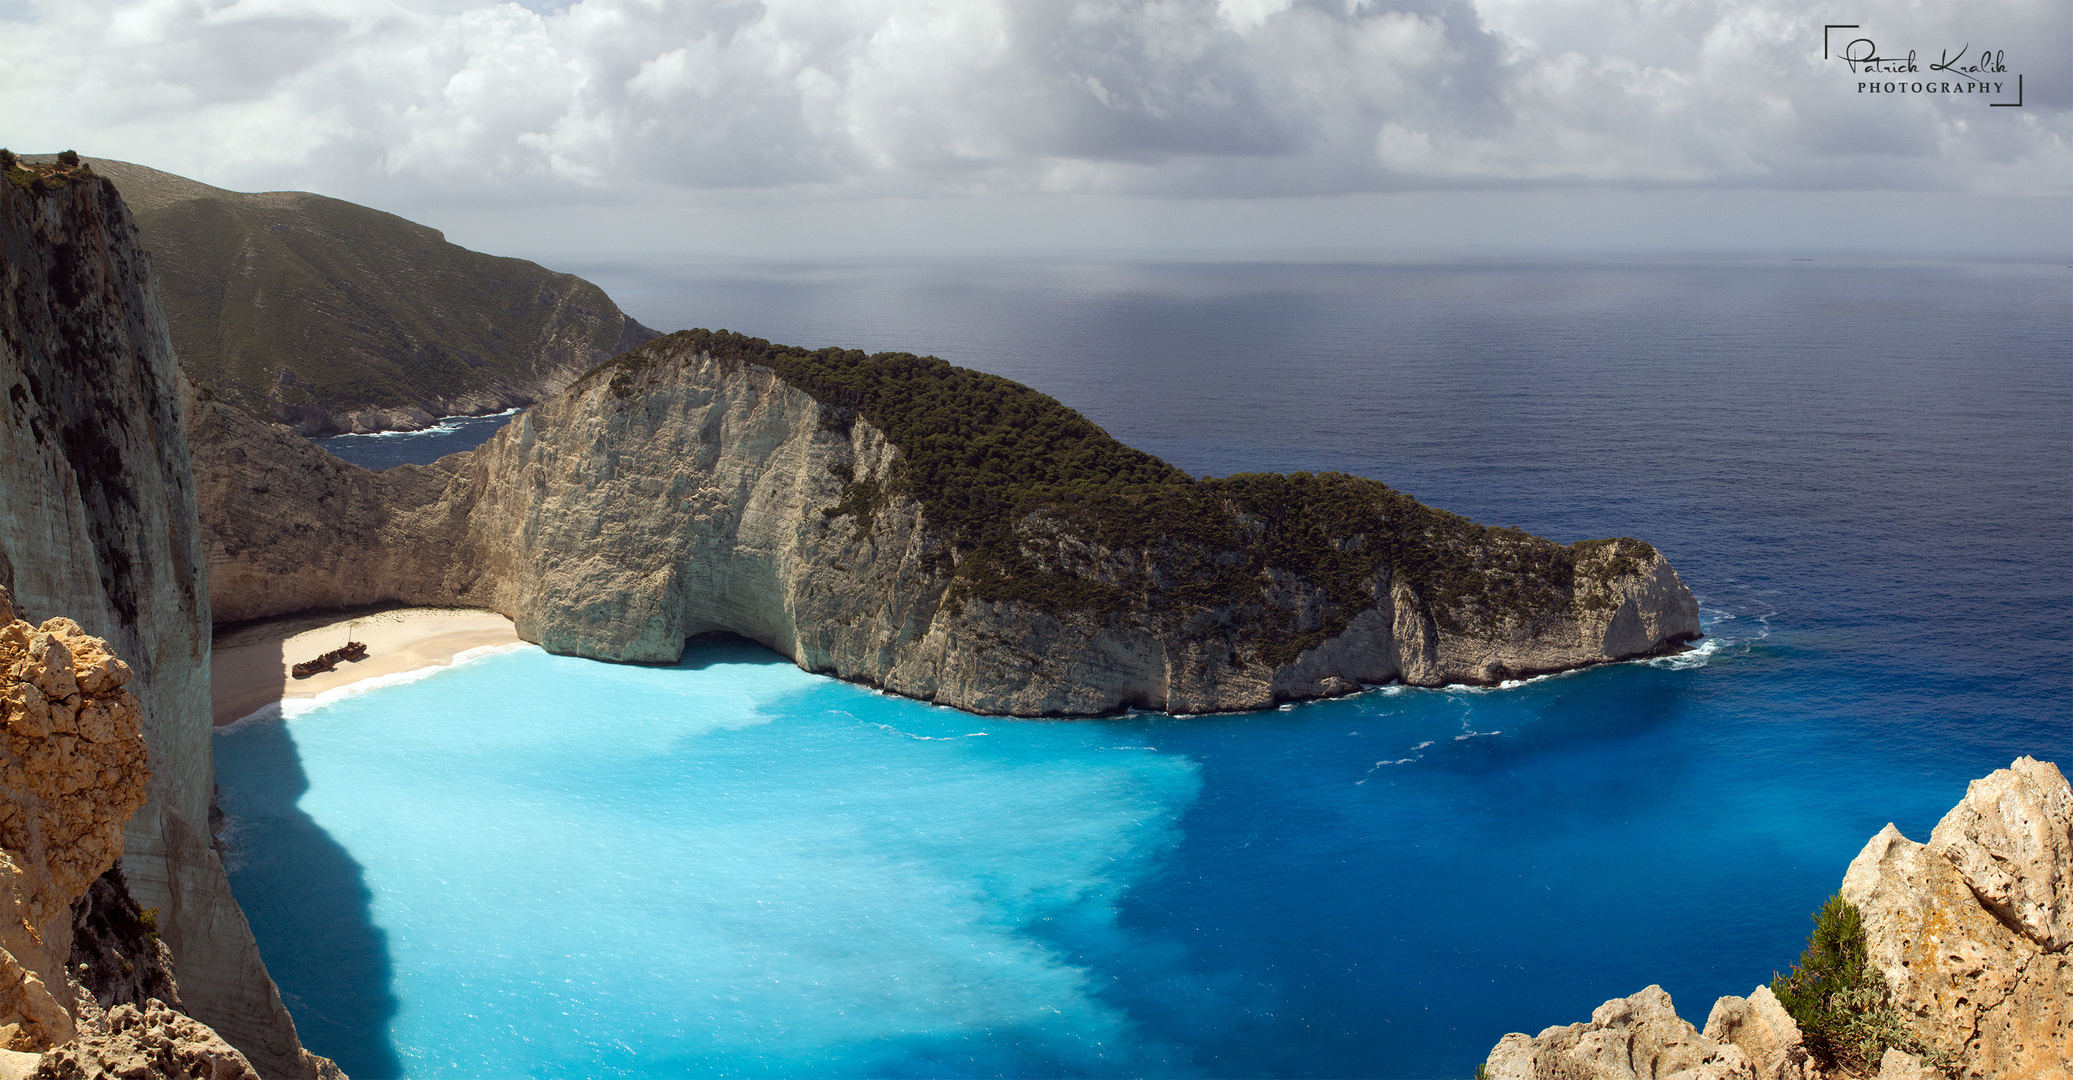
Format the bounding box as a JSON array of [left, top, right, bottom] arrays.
[[214, 616, 1816, 1080], [222, 259, 2072, 1077], [219, 643, 1211, 1078]]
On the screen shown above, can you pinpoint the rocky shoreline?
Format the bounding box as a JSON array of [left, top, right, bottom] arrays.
[[1484, 757, 2073, 1080]]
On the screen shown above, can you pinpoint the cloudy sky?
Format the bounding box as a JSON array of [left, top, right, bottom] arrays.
[[3, 0, 2067, 259]]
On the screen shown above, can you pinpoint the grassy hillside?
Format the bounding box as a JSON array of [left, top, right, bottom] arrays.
[[593, 330, 1657, 654], [80, 158, 655, 433]]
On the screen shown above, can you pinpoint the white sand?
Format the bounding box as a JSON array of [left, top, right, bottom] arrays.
[[211, 607, 520, 726]]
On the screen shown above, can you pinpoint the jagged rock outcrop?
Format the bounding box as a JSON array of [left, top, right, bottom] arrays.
[[1, 168, 333, 1075], [75, 157, 657, 436], [0, 596, 263, 1078], [0, 600, 150, 1051], [196, 336, 1701, 716], [33, 1000, 258, 1080], [1484, 985, 1813, 1080], [1840, 757, 2073, 1079], [1487, 758, 2073, 1080]]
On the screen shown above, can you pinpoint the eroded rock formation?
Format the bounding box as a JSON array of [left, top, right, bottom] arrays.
[[197, 337, 1702, 716], [2, 170, 332, 1075], [0, 595, 277, 1079], [1841, 757, 2073, 1079], [1484, 984, 1815, 1080], [1484, 757, 2073, 1080]]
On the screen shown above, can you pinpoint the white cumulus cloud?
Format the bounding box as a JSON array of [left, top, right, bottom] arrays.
[[1, 0, 2065, 254]]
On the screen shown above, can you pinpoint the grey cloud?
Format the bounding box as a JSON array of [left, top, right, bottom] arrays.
[[1, 0, 2065, 207]]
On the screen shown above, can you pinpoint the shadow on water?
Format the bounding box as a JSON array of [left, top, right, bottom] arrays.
[[676, 632, 791, 670], [218, 720, 403, 1079]]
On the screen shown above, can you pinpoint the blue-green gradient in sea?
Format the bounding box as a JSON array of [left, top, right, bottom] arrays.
[[226, 259, 2072, 1078]]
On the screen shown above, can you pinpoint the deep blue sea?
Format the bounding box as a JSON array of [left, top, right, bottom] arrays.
[[232, 258, 2073, 1079], [315, 408, 521, 470]]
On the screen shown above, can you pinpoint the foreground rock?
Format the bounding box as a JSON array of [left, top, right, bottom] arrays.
[[34, 1000, 258, 1080], [1, 166, 334, 1075], [1841, 757, 2073, 1079], [197, 334, 1702, 717], [1484, 757, 2073, 1080], [1485, 984, 1813, 1080], [0, 595, 291, 1079]]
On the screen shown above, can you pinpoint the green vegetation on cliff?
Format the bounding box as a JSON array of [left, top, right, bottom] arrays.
[[593, 330, 1662, 659], [3, 149, 93, 194], [1772, 895, 1950, 1074]]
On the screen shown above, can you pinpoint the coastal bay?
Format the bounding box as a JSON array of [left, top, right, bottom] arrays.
[[214, 255, 2071, 1077], [211, 609, 521, 727]]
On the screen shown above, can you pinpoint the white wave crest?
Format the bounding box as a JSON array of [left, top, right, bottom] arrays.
[[321, 407, 523, 443], [867, 722, 988, 741], [1642, 636, 1721, 671]]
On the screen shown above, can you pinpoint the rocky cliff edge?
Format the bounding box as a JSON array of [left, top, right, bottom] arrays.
[[199, 332, 1702, 716], [0, 591, 296, 1080], [1483, 757, 2073, 1080], [2, 164, 333, 1077]]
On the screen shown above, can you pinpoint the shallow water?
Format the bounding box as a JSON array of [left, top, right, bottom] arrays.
[[223, 258, 2073, 1077]]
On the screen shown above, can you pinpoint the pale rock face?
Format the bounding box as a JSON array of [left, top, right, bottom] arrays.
[[1482, 985, 1766, 1080], [33, 1000, 259, 1080], [1702, 987, 1815, 1080], [1841, 757, 2073, 1080], [1, 177, 329, 1076], [198, 343, 1705, 716], [1924, 757, 2073, 950], [1488, 760, 2073, 1080], [0, 603, 302, 1080], [0, 602, 144, 1049], [1876, 1049, 1936, 1080]]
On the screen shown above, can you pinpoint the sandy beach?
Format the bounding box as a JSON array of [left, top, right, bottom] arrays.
[[211, 607, 522, 726]]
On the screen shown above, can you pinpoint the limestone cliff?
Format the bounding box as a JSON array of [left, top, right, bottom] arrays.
[[0, 596, 268, 1079], [1484, 757, 2073, 1080], [199, 332, 1701, 716], [1, 168, 332, 1076], [1839, 758, 2073, 1079]]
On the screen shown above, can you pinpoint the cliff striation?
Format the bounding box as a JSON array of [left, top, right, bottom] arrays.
[[200, 331, 1701, 716], [77, 157, 657, 436], [1484, 757, 2073, 1080], [1, 168, 333, 1075]]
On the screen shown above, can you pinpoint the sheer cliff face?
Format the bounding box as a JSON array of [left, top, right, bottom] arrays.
[[203, 341, 1702, 716], [1, 176, 330, 1077]]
